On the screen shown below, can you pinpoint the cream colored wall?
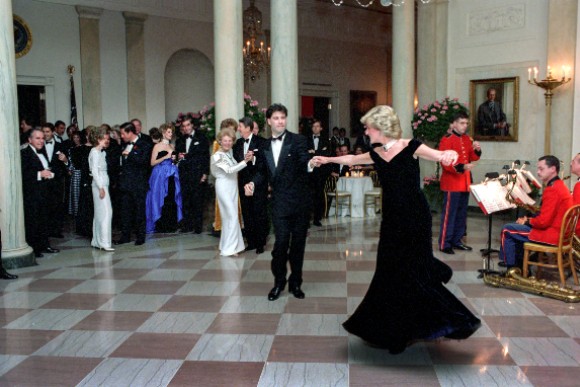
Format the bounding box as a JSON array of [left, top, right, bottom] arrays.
[[446, 0, 551, 185]]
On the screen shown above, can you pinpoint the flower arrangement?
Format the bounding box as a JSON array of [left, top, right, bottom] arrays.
[[196, 94, 266, 141], [412, 97, 469, 146]]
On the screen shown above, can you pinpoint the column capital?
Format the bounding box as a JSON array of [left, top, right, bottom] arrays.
[[75, 6, 103, 19], [123, 12, 148, 24]]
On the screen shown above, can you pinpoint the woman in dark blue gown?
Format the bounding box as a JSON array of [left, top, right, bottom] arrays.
[[146, 124, 183, 234], [314, 105, 480, 354]]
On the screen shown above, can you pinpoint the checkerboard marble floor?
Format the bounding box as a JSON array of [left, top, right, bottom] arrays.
[[1, 213, 579, 386]]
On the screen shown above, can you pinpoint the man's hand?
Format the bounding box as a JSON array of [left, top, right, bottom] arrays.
[[244, 182, 255, 196]]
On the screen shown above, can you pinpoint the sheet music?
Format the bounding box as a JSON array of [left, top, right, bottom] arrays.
[[470, 180, 516, 214]]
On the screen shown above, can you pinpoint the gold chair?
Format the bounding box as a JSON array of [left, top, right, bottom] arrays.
[[522, 204, 580, 286], [324, 175, 351, 219]]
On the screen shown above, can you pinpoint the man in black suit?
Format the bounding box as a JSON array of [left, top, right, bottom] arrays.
[[20, 128, 60, 258], [41, 123, 69, 238], [331, 145, 351, 177], [245, 103, 317, 301], [234, 117, 269, 254], [114, 122, 152, 246], [175, 116, 210, 233], [131, 118, 153, 145], [307, 119, 332, 226]]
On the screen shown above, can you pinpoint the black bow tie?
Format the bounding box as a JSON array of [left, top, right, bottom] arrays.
[[46, 141, 53, 145], [244, 139, 250, 143], [272, 132, 286, 142]]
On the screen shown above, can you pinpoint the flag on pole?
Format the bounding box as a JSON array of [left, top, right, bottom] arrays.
[[68, 65, 78, 128]]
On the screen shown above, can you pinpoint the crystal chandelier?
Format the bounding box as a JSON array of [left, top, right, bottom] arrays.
[[331, 0, 431, 7], [243, 0, 270, 82]]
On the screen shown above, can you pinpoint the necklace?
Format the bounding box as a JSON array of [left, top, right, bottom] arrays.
[[382, 139, 398, 152]]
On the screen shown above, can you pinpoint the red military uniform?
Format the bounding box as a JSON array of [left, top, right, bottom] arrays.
[[439, 131, 481, 191], [528, 178, 573, 245]]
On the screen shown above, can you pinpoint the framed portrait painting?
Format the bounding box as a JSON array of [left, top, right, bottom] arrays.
[[469, 76, 519, 142]]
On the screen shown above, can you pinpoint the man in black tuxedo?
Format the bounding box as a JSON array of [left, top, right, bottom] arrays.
[[41, 123, 69, 238], [114, 122, 152, 246], [131, 118, 153, 145], [20, 129, 60, 258], [245, 103, 317, 301], [234, 117, 269, 254], [307, 119, 332, 226], [175, 116, 210, 233], [331, 145, 351, 177]]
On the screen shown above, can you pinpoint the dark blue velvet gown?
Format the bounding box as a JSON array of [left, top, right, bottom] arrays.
[[146, 151, 183, 233], [342, 139, 481, 354]]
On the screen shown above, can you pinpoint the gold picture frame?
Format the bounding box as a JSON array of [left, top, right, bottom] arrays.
[[470, 76, 519, 142]]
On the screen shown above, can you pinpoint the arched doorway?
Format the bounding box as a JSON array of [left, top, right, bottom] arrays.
[[164, 49, 214, 122]]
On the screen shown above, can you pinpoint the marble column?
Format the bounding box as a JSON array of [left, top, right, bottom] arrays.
[[392, 0, 415, 137], [214, 0, 244, 127], [76, 6, 103, 127], [123, 12, 148, 127], [271, 0, 299, 133], [0, 0, 35, 268], [547, 0, 576, 161]]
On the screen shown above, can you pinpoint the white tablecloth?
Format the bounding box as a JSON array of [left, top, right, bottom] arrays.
[[334, 176, 376, 218]]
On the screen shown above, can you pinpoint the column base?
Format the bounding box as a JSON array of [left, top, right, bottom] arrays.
[[2, 246, 37, 269]]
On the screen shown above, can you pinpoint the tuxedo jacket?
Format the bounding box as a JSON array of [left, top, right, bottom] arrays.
[[234, 134, 268, 197], [20, 145, 51, 203], [118, 137, 152, 193], [175, 131, 210, 184], [254, 131, 312, 217]]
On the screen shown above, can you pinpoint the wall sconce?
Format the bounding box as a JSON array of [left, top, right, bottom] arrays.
[[528, 65, 572, 154]]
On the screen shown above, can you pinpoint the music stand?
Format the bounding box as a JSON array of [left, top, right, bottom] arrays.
[[478, 171, 502, 278]]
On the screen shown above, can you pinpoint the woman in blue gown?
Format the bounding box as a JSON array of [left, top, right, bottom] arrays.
[[314, 105, 481, 354], [146, 123, 183, 233]]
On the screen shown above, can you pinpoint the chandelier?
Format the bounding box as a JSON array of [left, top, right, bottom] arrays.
[[243, 0, 270, 82], [331, 0, 431, 7]]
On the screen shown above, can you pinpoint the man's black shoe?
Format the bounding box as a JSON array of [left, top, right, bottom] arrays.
[[256, 246, 265, 254], [0, 268, 18, 280], [114, 239, 130, 245], [44, 247, 59, 254], [289, 286, 305, 299], [313, 220, 322, 227], [452, 243, 473, 251], [440, 247, 455, 255], [268, 285, 284, 301]]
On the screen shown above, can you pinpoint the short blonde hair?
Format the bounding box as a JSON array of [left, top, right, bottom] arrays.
[[360, 105, 402, 139], [217, 127, 236, 143]]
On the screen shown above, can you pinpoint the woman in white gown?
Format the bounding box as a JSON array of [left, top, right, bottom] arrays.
[[211, 127, 253, 256], [89, 127, 114, 251]]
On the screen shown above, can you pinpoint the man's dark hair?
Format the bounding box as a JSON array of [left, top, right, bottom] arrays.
[[55, 120, 66, 127], [239, 117, 254, 128], [120, 122, 136, 134], [539, 155, 560, 173], [266, 103, 288, 119], [41, 122, 55, 131], [451, 111, 469, 123]]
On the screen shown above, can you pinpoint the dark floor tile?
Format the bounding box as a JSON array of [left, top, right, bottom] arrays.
[[268, 336, 348, 363], [0, 329, 63, 355], [169, 361, 263, 387], [206, 313, 280, 334], [110, 332, 199, 359], [71, 311, 153, 331], [159, 295, 228, 312], [0, 356, 103, 386]]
